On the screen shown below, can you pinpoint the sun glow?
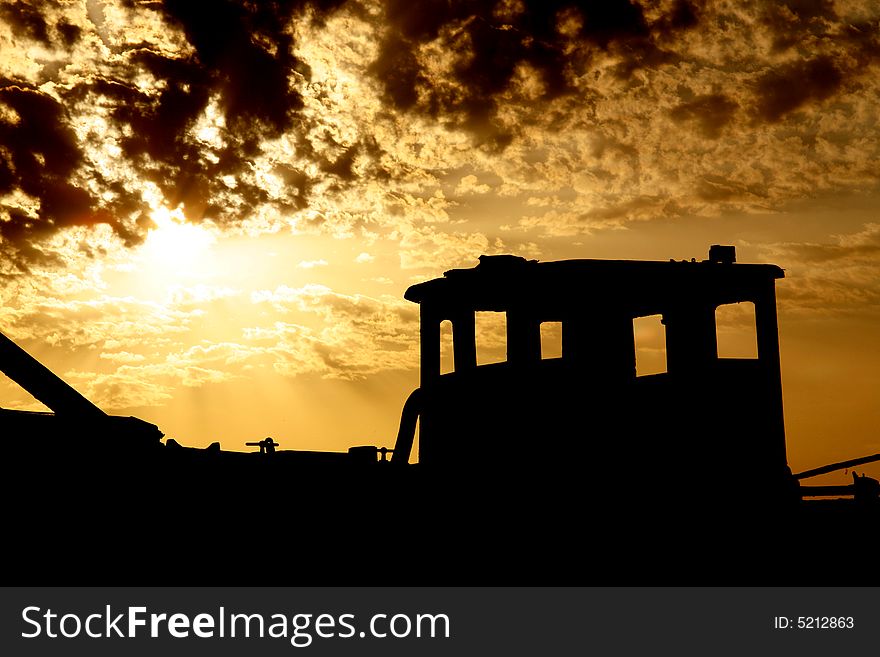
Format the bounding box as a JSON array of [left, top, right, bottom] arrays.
[[142, 206, 217, 272]]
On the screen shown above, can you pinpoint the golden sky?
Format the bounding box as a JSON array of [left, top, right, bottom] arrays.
[[1, 0, 878, 483]]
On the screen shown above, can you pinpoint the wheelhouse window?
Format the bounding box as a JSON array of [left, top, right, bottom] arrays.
[[439, 319, 454, 374], [475, 311, 507, 365], [540, 321, 563, 359], [633, 314, 667, 376], [715, 302, 758, 359]]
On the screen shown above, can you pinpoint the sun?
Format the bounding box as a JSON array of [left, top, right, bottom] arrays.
[[142, 206, 217, 274]]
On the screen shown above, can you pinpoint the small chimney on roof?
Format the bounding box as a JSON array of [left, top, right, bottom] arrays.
[[708, 244, 736, 264]]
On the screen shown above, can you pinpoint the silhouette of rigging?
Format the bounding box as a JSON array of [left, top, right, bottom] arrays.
[[246, 437, 280, 454], [0, 330, 163, 452]]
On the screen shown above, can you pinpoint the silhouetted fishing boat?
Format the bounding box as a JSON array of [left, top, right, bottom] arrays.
[[2, 246, 877, 583]]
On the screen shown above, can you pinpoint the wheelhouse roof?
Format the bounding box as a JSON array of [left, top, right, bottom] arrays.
[[405, 254, 784, 318]]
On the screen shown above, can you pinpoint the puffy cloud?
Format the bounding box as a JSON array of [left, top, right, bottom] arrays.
[[65, 366, 176, 409], [0, 84, 141, 270], [248, 283, 420, 378], [759, 223, 880, 317], [1, 293, 196, 348], [768, 223, 880, 264], [297, 258, 329, 268], [1, 0, 353, 269], [368, 0, 689, 146], [67, 353, 239, 410], [396, 225, 502, 270], [753, 56, 844, 124], [164, 284, 239, 307], [455, 174, 491, 195], [0, 268, 416, 408], [99, 351, 146, 363], [669, 93, 738, 139], [4, 0, 880, 271]]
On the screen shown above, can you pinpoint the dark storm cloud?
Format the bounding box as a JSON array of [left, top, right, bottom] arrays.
[[102, 0, 347, 220], [0, 0, 81, 49], [63, 51, 225, 222], [370, 0, 701, 146], [759, 0, 838, 53], [1, 0, 349, 269], [754, 56, 843, 123], [3, 0, 880, 271], [0, 83, 137, 272], [0, 1, 51, 45], [670, 93, 738, 139], [369, 0, 880, 142], [320, 143, 360, 181], [140, 0, 306, 138], [751, 2, 880, 123], [758, 0, 880, 65]]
